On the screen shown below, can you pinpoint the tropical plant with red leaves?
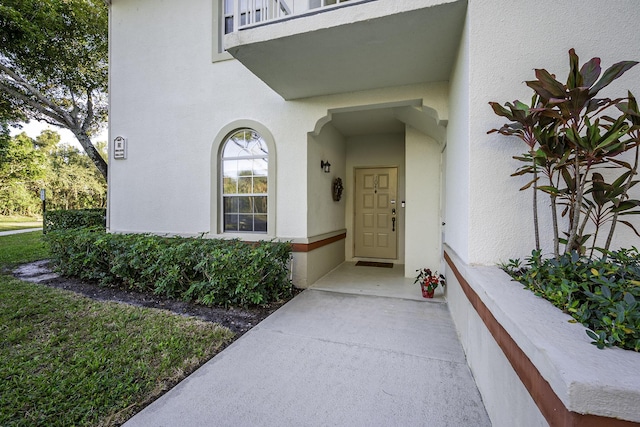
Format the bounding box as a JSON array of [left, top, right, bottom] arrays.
[[489, 49, 640, 258]]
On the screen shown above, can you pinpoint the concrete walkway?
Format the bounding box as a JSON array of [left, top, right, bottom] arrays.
[[0, 228, 42, 236], [124, 265, 490, 426]]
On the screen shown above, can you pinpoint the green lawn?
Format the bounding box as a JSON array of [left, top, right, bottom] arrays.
[[0, 231, 49, 269], [0, 215, 43, 232], [0, 232, 235, 426]]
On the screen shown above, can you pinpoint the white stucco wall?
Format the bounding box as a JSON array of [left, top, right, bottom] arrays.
[[405, 127, 442, 276], [464, 0, 640, 265], [445, 249, 547, 427], [109, 0, 638, 281], [109, 0, 305, 236], [108, 0, 449, 244], [294, 238, 346, 288], [444, 7, 469, 264], [307, 123, 346, 237]]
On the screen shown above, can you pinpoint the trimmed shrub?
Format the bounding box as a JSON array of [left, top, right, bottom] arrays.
[[503, 248, 640, 351], [44, 208, 106, 233], [44, 228, 293, 307]]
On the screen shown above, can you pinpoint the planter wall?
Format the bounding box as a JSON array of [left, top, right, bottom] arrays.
[[444, 245, 640, 427]]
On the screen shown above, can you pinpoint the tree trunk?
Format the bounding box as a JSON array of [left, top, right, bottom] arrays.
[[566, 157, 588, 253], [72, 129, 108, 180], [551, 193, 559, 259], [532, 165, 540, 251]]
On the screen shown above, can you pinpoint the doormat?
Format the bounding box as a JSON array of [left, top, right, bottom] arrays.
[[355, 261, 394, 268]]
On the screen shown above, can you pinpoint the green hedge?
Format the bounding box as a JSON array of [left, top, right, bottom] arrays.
[[503, 248, 640, 351], [44, 208, 106, 233], [44, 228, 293, 307]]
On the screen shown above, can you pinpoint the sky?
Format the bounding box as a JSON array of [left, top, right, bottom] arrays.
[[9, 120, 108, 150]]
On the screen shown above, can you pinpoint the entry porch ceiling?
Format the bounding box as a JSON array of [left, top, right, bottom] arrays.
[[224, 0, 467, 100], [327, 103, 448, 144]]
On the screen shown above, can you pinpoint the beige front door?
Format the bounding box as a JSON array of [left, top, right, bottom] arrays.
[[354, 167, 398, 259]]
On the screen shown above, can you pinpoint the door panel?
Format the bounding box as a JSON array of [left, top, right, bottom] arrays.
[[354, 167, 398, 259]]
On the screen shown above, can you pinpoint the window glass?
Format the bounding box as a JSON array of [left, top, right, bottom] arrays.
[[253, 158, 268, 176], [223, 0, 235, 34], [221, 129, 269, 233], [254, 176, 268, 193]]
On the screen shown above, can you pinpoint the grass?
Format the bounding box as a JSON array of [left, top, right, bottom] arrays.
[[0, 231, 49, 270], [0, 215, 43, 232], [0, 232, 235, 426]]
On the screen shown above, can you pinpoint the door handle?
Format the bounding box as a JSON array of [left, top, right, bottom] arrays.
[[392, 217, 396, 232]]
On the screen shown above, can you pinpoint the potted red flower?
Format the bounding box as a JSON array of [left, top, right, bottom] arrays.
[[414, 268, 445, 298]]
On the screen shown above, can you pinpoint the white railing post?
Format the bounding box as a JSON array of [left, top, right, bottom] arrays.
[[234, 0, 240, 31], [234, 0, 356, 30]]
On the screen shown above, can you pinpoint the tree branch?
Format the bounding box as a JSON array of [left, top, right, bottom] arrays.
[[0, 81, 68, 125], [0, 63, 71, 123]]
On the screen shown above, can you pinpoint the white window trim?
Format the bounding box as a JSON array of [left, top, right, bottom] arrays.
[[221, 130, 269, 234], [212, 0, 233, 62], [211, 120, 277, 237]]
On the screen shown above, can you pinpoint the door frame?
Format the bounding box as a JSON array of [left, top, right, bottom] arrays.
[[352, 165, 400, 260]]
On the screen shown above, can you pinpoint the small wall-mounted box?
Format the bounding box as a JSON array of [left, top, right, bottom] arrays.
[[113, 136, 127, 160]]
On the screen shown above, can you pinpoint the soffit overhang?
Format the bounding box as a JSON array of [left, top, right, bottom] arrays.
[[224, 0, 467, 100]]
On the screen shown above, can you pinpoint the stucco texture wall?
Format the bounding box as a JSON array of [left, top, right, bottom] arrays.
[[307, 124, 346, 237], [445, 5, 470, 263], [463, 0, 640, 265], [109, 0, 450, 244], [405, 127, 442, 276], [109, 0, 295, 235]]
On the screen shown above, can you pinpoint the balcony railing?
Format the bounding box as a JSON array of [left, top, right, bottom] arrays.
[[224, 0, 369, 33]]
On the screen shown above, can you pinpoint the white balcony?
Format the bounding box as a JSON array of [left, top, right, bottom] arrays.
[[225, 0, 358, 32], [223, 0, 467, 100]]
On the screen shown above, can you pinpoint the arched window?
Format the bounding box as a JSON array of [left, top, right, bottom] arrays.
[[221, 129, 269, 233]]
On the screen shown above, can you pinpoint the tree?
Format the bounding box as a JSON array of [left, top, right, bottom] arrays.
[[0, 132, 47, 215], [488, 95, 546, 252], [0, 130, 106, 215], [47, 140, 107, 210], [0, 0, 109, 179]]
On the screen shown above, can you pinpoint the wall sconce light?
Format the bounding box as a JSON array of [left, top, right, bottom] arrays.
[[321, 160, 331, 173]]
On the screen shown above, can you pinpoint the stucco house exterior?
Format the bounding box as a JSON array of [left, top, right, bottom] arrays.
[[106, 0, 640, 286], [107, 0, 640, 425]]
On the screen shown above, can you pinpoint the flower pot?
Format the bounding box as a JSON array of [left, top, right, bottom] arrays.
[[421, 285, 435, 299]]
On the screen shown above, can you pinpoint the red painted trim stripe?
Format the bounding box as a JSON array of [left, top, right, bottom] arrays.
[[291, 232, 346, 253]]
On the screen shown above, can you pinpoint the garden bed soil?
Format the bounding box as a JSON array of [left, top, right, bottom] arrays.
[[11, 260, 292, 337]]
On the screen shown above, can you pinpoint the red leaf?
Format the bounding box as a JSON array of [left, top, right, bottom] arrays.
[[619, 220, 640, 237], [526, 80, 558, 101], [580, 57, 601, 88], [567, 48, 583, 89], [488, 102, 513, 119], [534, 69, 566, 98], [590, 60, 639, 95]]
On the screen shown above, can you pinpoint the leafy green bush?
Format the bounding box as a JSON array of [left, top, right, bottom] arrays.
[[503, 248, 640, 351], [44, 208, 106, 233], [44, 228, 293, 307]]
